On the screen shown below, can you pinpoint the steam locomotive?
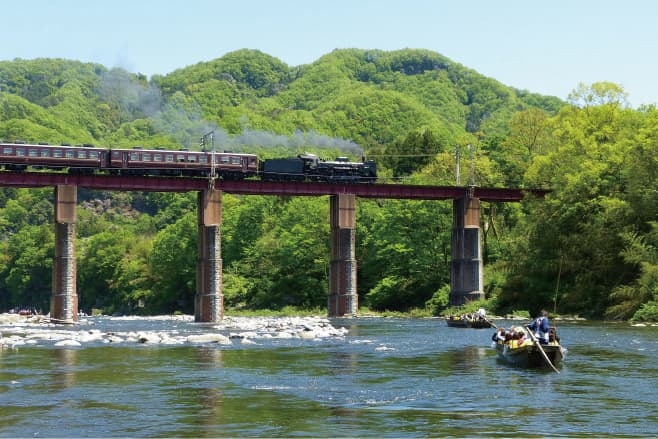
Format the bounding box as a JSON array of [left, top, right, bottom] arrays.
[[260, 153, 376, 183], [0, 141, 377, 183]]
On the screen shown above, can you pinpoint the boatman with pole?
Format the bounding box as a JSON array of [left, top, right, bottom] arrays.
[[528, 309, 550, 344]]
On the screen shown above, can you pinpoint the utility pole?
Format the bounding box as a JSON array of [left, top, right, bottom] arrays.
[[469, 143, 475, 187], [201, 131, 216, 189], [455, 145, 460, 186]]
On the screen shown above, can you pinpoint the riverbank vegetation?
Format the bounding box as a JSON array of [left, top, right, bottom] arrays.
[[0, 50, 657, 322]]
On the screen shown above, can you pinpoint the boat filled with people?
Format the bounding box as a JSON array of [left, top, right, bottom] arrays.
[[491, 324, 566, 372], [445, 314, 468, 327], [445, 308, 494, 329]]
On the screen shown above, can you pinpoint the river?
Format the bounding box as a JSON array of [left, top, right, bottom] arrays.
[[0, 316, 656, 437]]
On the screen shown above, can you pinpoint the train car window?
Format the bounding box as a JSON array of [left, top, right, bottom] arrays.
[[130, 152, 140, 161], [29, 149, 38, 157], [176, 154, 186, 162], [77, 150, 87, 159], [2, 147, 13, 155], [16, 148, 25, 156], [199, 156, 208, 164], [166, 154, 174, 162], [53, 150, 63, 158], [220, 156, 230, 163], [41, 150, 51, 157], [188, 155, 196, 163], [231, 157, 241, 165], [65, 150, 75, 158], [154, 153, 163, 162], [143, 153, 151, 162]]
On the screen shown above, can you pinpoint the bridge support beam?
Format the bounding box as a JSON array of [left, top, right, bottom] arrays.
[[195, 189, 223, 322], [328, 194, 358, 317], [450, 195, 484, 306], [51, 185, 78, 323]]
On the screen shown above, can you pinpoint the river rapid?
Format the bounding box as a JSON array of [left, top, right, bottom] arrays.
[[0, 315, 657, 437]]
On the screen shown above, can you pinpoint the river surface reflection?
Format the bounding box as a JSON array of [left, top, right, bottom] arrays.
[[0, 316, 657, 437]]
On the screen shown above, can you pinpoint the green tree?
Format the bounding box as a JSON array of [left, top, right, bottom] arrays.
[[490, 108, 552, 187], [383, 127, 450, 177], [77, 227, 135, 312], [359, 199, 452, 311], [606, 226, 658, 320], [1, 224, 54, 312], [501, 83, 637, 316], [109, 238, 153, 314], [238, 197, 330, 309], [221, 195, 275, 266], [149, 211, 197, 313]]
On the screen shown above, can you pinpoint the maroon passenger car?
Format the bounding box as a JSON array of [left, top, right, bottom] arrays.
[[0, 142, 104, 172], [0, 142, 259, 180], [107, 147, 258, 179]]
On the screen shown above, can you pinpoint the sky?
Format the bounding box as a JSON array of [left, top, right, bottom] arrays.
[[2, 0, 657, 107]]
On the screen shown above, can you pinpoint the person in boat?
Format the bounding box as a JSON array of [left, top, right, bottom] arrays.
[[509, 331, 521, 348], [491, 327, 506, 344], [528, 309, 551, 344], [505, 326, 516, 342], [510, 328, 534, 348], [548, 327, 560, 345], [491, 326, 510, 344]]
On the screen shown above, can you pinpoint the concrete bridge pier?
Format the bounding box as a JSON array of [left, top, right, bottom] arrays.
[[51, 185, 78, 323], [450, 194, 484, 306], [195, 189, 223, 322], [328, 194, 358, 317]]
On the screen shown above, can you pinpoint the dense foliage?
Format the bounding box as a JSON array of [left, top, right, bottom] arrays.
[[0, 50, 656, 321]]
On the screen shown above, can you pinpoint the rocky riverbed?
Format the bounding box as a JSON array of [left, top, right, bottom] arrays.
[[0, 313, 349, 349]]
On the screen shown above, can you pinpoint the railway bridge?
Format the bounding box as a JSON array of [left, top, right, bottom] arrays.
[[0, 172, 549, 323]]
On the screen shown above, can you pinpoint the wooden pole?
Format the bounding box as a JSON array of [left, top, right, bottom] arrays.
[[525, 325, 559, 373]]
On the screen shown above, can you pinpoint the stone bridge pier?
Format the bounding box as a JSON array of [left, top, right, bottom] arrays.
[[450, 194, 484, 306], [51, 185, 78, 323], [195, 189, 223, 322], [328, 194, 358, 317]]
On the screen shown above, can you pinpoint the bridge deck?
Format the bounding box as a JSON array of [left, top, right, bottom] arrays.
[[0, 172, 549, 201]]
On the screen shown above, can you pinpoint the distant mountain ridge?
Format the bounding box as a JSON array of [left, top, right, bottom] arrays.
[[0, 48, 564, 157]]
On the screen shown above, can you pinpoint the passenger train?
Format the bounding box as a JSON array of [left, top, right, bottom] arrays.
[[0, 141, 377, 183]]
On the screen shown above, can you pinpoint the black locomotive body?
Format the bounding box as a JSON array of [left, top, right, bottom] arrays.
[[261, 153, 376, 183]]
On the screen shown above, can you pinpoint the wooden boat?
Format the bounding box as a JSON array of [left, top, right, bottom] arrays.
[[466, 317, 493, 329], [445, 315, 468, 327], [495, 341, 565, 369], [445, 314, 493, 329], [493, 326, 566, 370]]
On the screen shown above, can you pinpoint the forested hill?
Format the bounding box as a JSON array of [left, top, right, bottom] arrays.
[[1, 49, 657, 322], [0, 49, 562, 161]]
